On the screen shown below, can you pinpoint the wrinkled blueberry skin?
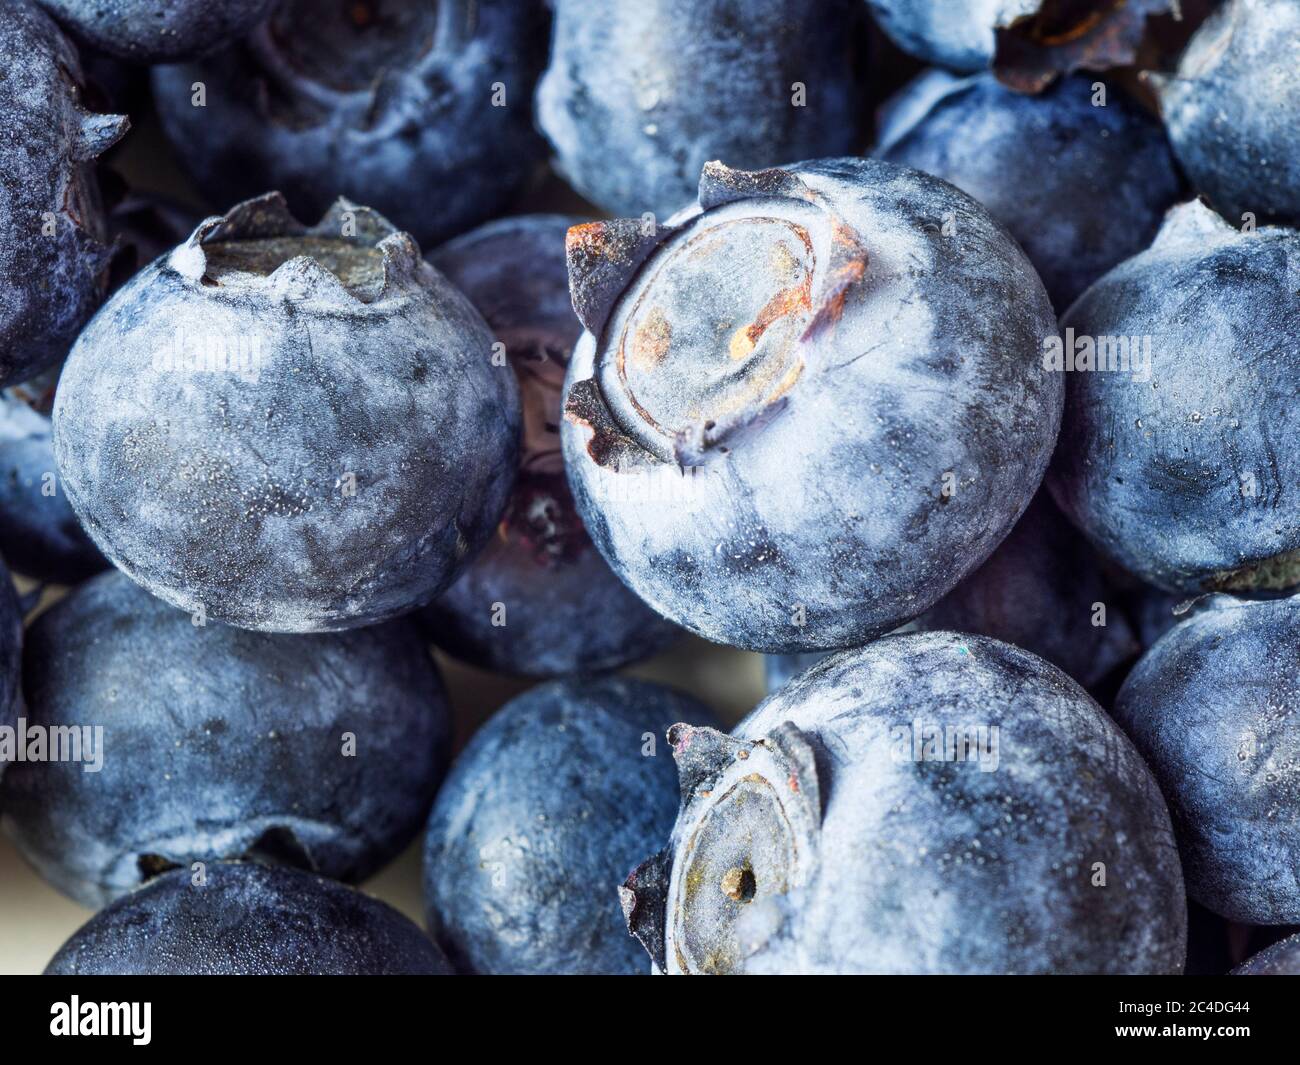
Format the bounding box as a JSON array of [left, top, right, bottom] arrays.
[[1047, 201, 1300, 596], [152, 0, 546, 247], [37, 0, 278, 62], [419, 216, 679, 677], [640, 633, 1186, 974], [423, 677, 715, 974], [0, 0, 129, 388], [537, 0, 869, 218], [562, 158, 1061, 653], [0, 390, 106, 583], [876, 71, 1181, 311], [1157, 0, 1300, 226], [1232, 932, 1300, 975], [1, 571, 450, 909], [1113, 594, 1300, 924], [53, 194, 520, 632], [45, 863, 452, 975]]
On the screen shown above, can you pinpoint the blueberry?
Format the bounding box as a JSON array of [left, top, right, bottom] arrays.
[[0, 386, 106, 584], [876, 71, 1181, 311], [0, 0, 129, 388], [1154, 0, 1300, 227], [151, 0, 546, 248], [537, 0, 869, 217], [423, 676, 716, 974], [561, 159, 1061, 653], [864, 0, 1171, 92], [419, 215, 679, 677], [0, 570, 450, 908], [1047, 200, 1300, 595], [52, 193, 520, 632], [45, 862, 452, 975], [36, 0, 278, 62], [1232, 933, 1300, 976], [1112, 594, 1300, 924], [623, 632, 1187, 973]]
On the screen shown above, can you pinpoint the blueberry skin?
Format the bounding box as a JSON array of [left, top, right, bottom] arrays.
[[151, 0, 546, 248], [1156, 0, 1300, 227], [1, 570, 450, 909], [876, 71, 1181, 312], [561, 158, 1062, 653], [0, 390, 106, 584], [423, 677, 716, 974], [52, 194, 520, 632], [1112, 594, 1300, 925], [37, 0, 278, 62], [45, 863, 452, 975], [419, 215, 679, 677], [536, 0, 869, 218], [1047, 201, 1300, 596], [767, 491, 1139, 691], [863, 0, 1170, 91], [0, 0, 128, 388], [865, 0, 1036, 72], [629, 632, 1186, 974], [1232, 933, 1300, 975]]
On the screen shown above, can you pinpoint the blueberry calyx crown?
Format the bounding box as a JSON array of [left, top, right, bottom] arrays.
[[993, 0, 1174, 94], [167, 192, 428, 307], [620, 721, 823, 975], [563, 162, 870, 473]]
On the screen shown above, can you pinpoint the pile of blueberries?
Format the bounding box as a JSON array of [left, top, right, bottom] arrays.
[[0, 0, 1297, 976]]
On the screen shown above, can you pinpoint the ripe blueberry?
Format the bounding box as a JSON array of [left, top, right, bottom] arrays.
[[52, 193, 520, 632], [423, 676, 716, 974], [625, 632, 1187, 973], [1113, 593, 1300, 924], [876, 70, 1181, 311], [45, 862, 452, 975], [1155, 0, 1300, 226], [0, 0, 128, 387], [1, 570, 451, 908], [537, 0, 869, 217], [151, 0, 546, 247], [561, 158, 1061, 653], [1047, 200, 1300, 595]]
